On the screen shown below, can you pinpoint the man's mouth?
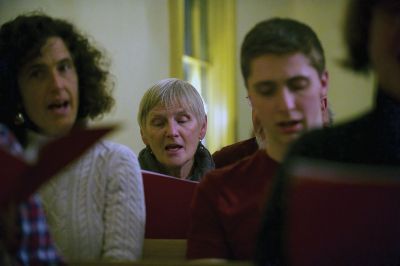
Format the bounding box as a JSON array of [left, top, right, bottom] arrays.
[[277, 120, 302, 133], [278, 120, 299, 127]]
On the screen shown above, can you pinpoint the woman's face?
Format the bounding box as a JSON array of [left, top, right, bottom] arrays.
[[369, 3, 400, 99], [141, 103, 207, 176], [17, 37, 79, 137]]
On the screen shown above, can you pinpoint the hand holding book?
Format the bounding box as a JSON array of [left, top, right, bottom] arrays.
[[0, 125, 116, 208]]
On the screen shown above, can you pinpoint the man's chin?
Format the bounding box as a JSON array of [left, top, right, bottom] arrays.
[[278, 134, 302, 146]]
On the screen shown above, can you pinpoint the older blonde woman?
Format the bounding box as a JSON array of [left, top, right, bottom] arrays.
[[138, 78, 214, 181]]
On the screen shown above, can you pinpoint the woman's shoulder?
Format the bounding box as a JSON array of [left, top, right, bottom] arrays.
[[91, 140, 138, 159]]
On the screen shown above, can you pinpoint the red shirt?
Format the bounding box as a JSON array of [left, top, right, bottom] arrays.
[[212, 137, 259, 169], [187, 150, 279, 260]]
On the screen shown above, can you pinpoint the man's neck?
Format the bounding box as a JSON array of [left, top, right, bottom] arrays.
[[264, 142, 287, 163]]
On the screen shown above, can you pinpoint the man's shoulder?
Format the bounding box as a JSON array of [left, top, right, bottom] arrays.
[[203, 150, 276, 186], [212, 137, 258, 168]]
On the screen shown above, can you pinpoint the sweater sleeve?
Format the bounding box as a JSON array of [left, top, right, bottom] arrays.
[[102, 144, 145, 260]]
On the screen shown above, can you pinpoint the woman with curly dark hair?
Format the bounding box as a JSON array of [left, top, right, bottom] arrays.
[[0, 12, 145, 262]]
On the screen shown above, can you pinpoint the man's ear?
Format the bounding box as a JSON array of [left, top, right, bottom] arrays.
[[199, 115, 207, 140], [140, 128, 149, 146], [320, 71, 330, 126], [320, 70, 329, 103], [252, 109, 264, 140]]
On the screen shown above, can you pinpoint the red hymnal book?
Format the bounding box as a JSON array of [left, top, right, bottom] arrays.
[[0, 125, 116, 208], [142, 170, 198, 239], [285, 158, 400, 266]]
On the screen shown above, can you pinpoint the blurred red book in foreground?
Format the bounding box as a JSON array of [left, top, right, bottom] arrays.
[[0, 125, 116, 208], [285, 158, 400, 266]]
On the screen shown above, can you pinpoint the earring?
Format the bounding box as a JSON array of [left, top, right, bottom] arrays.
[[14, 112, 24, 125], [321, 98, 327, 111]]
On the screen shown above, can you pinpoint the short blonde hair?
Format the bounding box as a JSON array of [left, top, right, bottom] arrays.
[[138, 78, 206, 129]]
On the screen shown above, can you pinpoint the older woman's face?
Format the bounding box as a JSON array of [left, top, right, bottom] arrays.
[[141, 103, 207, 174], [17, 37, 79, 136], [369, 3, 400, 99]]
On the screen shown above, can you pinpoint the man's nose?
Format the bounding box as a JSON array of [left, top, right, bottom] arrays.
[[277, 88, 295, 111]]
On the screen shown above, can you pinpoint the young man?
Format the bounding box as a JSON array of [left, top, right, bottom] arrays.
[[186, 17, 330, 260]]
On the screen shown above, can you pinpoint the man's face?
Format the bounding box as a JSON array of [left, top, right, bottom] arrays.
[[247, 52, 328, 150], [18, 37, 79, 137]]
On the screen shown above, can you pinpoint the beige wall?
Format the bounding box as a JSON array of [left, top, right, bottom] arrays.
[[236, 0, 375, 141], [1, 0, 375, 154]]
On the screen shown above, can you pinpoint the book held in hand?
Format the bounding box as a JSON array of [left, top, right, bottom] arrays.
[[142, 170, 198, 239], [0, 125, 116, 208]]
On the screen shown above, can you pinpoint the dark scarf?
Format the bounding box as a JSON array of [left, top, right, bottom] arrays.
[[138, 143, 215, 181]]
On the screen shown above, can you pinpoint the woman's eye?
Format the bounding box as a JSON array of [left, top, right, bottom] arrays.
[[29, 68, 45, 79], [59, 61, 73, 72], [150, 119, 164, 127], [177, 116, 190, 124]]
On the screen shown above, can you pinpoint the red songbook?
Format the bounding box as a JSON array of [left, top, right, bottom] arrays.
[[285, 158, 400, 266], [0, 125, 116, 208], [142, 170, 198, 239]]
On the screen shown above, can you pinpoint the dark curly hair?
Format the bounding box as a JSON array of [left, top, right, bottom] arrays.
[[343, 0, 398, 73], [343, 0, 376, 73], [0, 12, 114, 145]]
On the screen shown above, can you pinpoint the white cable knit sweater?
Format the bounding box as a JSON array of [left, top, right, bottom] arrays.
[[38, 140, 145, 262]]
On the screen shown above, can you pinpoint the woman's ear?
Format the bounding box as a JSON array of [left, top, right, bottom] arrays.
[[199, 115, 207, 140], [140, 128, 149, 146]]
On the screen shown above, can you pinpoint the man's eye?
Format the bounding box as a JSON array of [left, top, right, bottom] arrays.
[[255, 84, 276, 96], [288, 79, 310, 91]]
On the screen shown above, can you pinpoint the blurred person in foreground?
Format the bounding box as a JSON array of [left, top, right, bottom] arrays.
[[255, 0, 400, 265]]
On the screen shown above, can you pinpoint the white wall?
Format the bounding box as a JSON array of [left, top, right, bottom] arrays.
[[0, 0, 375, 154], [0, 0, 170, 154]]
